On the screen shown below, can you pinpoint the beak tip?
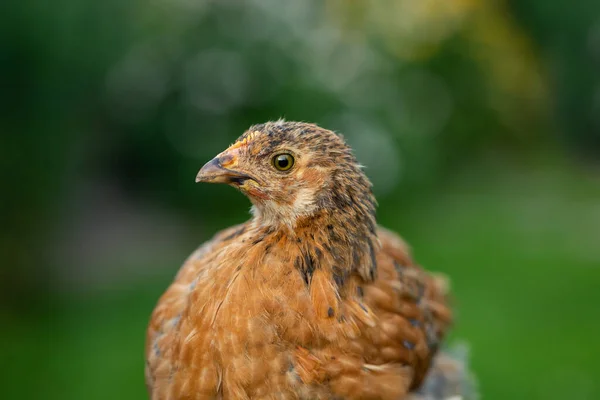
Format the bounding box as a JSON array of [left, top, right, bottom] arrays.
[[195, 158, 220, 184], [195, 155, 252, 185]]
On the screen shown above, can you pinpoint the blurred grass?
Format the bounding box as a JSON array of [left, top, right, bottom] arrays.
[[3, 155, 599, 400], [397, 156, 600, 399]]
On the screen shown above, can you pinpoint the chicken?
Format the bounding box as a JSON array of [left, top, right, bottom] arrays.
[[146, 120, 454, 399]]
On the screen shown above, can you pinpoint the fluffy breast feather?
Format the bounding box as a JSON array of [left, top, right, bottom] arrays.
[[146, 223, 452, 399]]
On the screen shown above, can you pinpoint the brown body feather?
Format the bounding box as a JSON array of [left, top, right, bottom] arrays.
[[146, 121, 453, 399]]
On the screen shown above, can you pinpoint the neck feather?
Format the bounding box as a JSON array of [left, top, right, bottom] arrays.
[[251, 183, 378, 285]]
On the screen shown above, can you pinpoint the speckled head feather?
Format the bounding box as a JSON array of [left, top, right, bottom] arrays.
[[196, 120, 379, 282]]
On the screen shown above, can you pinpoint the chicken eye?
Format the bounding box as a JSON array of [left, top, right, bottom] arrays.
[[272, 153, 294, 171]]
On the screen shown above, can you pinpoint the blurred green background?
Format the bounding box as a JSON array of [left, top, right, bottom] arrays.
[[1, 0, 599, 399]]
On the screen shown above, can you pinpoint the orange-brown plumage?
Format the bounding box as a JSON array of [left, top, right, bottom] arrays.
[[146, 121, 453, 399]]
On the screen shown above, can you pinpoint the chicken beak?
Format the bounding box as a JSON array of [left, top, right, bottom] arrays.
[[195, 156, 252, 185]]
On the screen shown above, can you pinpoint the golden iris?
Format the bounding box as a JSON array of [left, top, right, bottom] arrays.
[[272, 153, 294, 171]]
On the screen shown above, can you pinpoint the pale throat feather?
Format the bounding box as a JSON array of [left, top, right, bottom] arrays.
[[250, 186, 320, 230]]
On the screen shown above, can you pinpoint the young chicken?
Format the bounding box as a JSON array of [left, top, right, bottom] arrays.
[[146, 121, 453, 399]]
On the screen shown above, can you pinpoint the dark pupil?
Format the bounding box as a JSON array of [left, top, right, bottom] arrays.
[[277, 156, 289, 169]]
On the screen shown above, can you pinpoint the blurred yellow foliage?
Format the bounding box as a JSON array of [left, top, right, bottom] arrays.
[[466, 4, 548, 132], [328, 0, 549, 137], [327, 0, 478, 59]]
